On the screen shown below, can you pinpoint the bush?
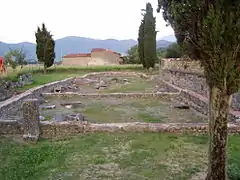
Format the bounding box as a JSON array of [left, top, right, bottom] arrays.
[[165, 43, 183, 58]]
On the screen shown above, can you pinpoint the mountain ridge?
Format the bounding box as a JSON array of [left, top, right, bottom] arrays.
[[0, 35, 175, 61]]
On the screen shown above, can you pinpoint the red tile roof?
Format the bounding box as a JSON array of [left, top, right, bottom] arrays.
[[91, 48, 106, 52], [63, 53, 91, 58], [63, 48, 121, 58]]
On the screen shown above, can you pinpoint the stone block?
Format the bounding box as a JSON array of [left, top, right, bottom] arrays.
[[22, 98, 40, 141]]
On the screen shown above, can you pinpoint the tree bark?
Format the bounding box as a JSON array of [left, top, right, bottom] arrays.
[[205, 86, 232, 180], [43, 65, 47, 74]]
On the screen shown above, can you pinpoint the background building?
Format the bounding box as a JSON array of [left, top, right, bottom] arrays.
[[62, 48, 123, 66]]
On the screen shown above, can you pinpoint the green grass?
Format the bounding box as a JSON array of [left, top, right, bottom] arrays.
[[1, 133, 240, 180], [0, 64, 146, 82], [0, 64, 152, 92], [101, 79, 157, 93], [17, 72, 86, 91], [137, 113, 164, 123]]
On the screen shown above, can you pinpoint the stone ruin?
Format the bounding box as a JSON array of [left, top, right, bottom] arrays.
[[22, 98, 40, 141], [0, 73, 34, 101], [38, 97, 87, 122]]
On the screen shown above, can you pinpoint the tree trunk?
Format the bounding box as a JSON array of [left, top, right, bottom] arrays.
[[205, 86, 232, 180], [43, 65, 47, 74]]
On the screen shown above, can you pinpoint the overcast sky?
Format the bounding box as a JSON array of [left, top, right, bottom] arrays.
[[0, 0, 174, 43]]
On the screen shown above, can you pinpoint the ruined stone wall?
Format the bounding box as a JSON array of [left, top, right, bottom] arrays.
[[0, 74, 33, 101], [162, 58, 203, 73], [2, 120, 240, 139], [162, 61, 240, 111], [0, 77, 75, 119]]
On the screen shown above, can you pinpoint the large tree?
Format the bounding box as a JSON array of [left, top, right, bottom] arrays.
[[35, 23, 55, 73], [138, 3, 157, 70], [157, 0, 240, 179], [144, 3, 157, 69]]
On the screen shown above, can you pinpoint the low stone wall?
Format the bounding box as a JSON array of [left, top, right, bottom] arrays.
[[43, 92, 179, 99], [163, 80, 240, 122], [2, 120, 240, 138], [163, 69, 240, 111], [81, 71, 149, 79], [0, 77, 75, 119]]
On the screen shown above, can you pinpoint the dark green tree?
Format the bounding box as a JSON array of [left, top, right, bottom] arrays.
[[143, 3, 157, 69], [157, 0, 240, 179], [165, 43, 182, 58], [138, 20, 145, 68], [35, 23, 55, 73]]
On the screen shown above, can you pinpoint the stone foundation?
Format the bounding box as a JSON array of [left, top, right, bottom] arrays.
[[0, 77, 74, 119], [43, 92, 179, 99], [1, 120, 240, 139], [163, 69, 240, 111]]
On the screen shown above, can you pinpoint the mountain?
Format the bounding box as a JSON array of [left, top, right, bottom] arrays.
[[160, 34, 176, 42], [0, 36, 174, 62]]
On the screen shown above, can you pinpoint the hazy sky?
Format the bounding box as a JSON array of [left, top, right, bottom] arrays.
[[0, 0, 174, 43]]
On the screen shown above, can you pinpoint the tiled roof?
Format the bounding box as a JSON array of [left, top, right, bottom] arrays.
[[63, 53, 91, 58], [91, 48, 106, 52], [91, 48, 120, 55], [63, 48, 121, 58]]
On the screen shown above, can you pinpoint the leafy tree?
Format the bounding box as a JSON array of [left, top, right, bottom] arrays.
[[138, 3, 157, 70], [35, 23, 55, 73], [157, 48, 166, 58], [165, 43, 182, 58], [157, 0, 240, 179], [126, 45, 141, 64], [4, 49, 27, 69]]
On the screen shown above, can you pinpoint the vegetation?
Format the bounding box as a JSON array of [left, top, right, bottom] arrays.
[[157, 0, 240, 179], [4, 49, 27, 69], [138, 3, 157, 70], [35, 23, 55, 73], [1, 134, 240, 180], [165, 43, 182, 58], [125, 45, 141, 64], [0, 64, 145, 90]]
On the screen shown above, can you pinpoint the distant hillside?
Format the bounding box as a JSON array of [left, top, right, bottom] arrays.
[[0, 36, 175, 62], [159, 34, 177, 42]]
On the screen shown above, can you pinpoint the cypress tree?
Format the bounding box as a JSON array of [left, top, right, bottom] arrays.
[[138, 3, 157, 70], [138, 20, 145, 68], [35, 23, 55, 73], [157, 0, 240, 179], [144, 3, 157, 69]]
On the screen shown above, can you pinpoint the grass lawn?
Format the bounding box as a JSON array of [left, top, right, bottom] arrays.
[[99, 76, 159, 93], [0, 133, 240, 180], [17, 72, 87, 91], [1, 64, 145, 82], [0, 64, 152, 92]]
